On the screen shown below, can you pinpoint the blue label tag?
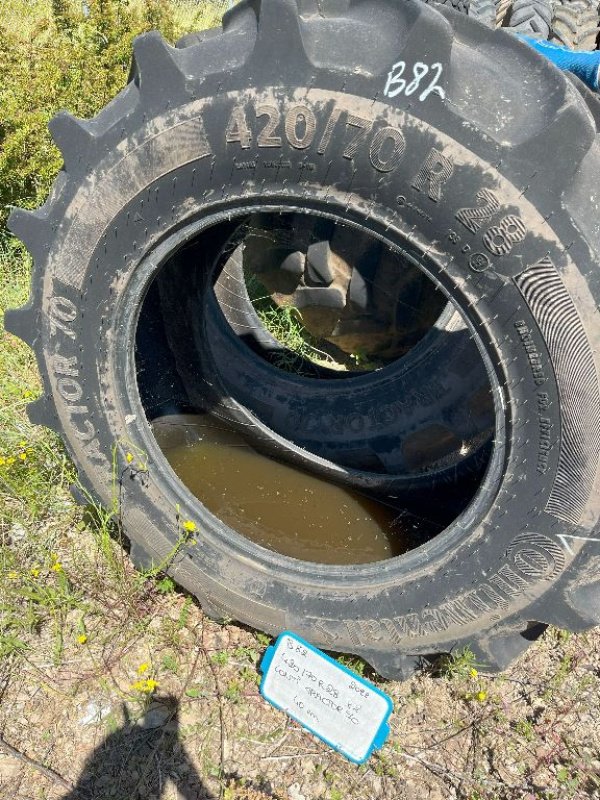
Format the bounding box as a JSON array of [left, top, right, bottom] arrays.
[[259, 631, 393, 764]]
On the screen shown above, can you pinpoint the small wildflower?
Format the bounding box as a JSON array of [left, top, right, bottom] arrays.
[[30, 567, 40, 578], [23, 390, 33, 398], [18, 452, 27, 461], [182, 520, 196, 533], [8, 571, 18, 580], [51, 562, 63, 573], [19, 440, 26, 447], [0, 457, 5, 466], [6, 457, 15, 465], [131, 678, 159, 693], [476, 690, 487, 702], [126, 452, 134, 464], [469, 668, 478, 678], [137, 662, 150, 675], [77, 634, 88, 645]]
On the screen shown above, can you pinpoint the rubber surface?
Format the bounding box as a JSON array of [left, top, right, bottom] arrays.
[[551, 0, 600, 51], [6, 0, 600, 679], [508, 0, 552, 36]]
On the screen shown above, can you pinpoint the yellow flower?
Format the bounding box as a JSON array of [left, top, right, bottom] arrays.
[[8, 571, 18, 580], [19, 440, 26, 447], [182, 520, 196, 533], [77, 634, 88, 645], [18, 453, 27, 461], [0, 457, 5, 466], [137, 662, 150, 675], [131, 678, 159, 693], [476, 690, 487, 702], [6, 457, 15, 465], [470, 668, 478, 678], [30, 568, 40, 578], [126, 452, 134, 464], [51, 562, 63, 573], [23, 390, 32, 398]]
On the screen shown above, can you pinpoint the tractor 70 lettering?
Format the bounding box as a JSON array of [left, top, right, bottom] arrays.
[[48, 291, 105, 463]]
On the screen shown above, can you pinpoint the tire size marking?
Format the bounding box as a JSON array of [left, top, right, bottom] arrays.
[[452, 187, 529, 269], [342, 114, 374, 160], [383, 60, 446, 103], [224, 102, 531, 272], [456, 189, 500, 234], [224, 103, 407, 174], [256, 104, 283, 148]]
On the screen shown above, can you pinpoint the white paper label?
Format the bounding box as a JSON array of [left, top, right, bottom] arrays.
[[261, 633, 392, 763]]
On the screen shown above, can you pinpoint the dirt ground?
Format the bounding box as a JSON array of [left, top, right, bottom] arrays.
[[1, 545, 600, 800]]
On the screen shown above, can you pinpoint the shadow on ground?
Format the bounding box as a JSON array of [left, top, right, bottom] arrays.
[[60, 695, 214, 800]]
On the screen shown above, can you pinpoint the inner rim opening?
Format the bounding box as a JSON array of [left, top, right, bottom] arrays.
[[213, 211, 448, 376], [135, 210, 497, 565]]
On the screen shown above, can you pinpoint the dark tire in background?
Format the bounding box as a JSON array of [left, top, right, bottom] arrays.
[[6, 0, 600, 679]]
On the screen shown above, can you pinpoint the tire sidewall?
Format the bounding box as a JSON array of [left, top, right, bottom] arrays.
[[40, 80, 600, 654]]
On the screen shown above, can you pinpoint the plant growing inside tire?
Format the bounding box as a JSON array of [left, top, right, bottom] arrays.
[[7, 0, 600, 679]]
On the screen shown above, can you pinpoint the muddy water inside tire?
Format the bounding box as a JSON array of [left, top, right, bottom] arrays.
[[138, 208, 496, 564], [152, 414, 423, 564]]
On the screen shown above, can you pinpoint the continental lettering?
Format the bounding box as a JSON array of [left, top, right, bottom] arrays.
[[514, 321, 548, 386], [334, 533, 565, 645]]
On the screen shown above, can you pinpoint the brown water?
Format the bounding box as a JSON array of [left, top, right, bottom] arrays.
[[152, 414, 412, 564]]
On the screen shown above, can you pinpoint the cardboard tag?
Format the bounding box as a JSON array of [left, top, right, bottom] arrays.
[[260, 631, 393, 763]]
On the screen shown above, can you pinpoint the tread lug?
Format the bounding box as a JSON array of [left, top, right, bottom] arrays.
[[3, 305, 37, 347], [246, 0, 311, 72], [7, 207, 51, 263], [49, 111, 95, 175], [27, 396, 59, 431], [567, 579, 600, 626], [176, 27, 223, 49], [467, 623, 547, 672], [508, 0, 552, 36], [511, 100, 596, 194], [132, 32, 187, 107], [129, 540, 155, 572], [364, 651, 424, 681]]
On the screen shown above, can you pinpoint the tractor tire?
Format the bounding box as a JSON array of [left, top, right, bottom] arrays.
[[6, 0, 600, 679], [157, 213, 494, 499], [507, 0, 552, 37], [550, 0, 600, 50]]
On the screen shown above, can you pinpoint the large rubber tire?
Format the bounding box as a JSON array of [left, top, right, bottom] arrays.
[[157, 214, 494, 499], [7, 0, 600, 678], [550, 0, 600, 50], [507, 0, 552, 36]]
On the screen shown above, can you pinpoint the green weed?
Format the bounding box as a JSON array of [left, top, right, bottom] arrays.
[[437, 645, 484, 680], [0, 0, 227, 223]]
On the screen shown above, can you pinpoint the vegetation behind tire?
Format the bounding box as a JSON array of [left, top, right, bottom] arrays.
[[6, 0, 600, 679]]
